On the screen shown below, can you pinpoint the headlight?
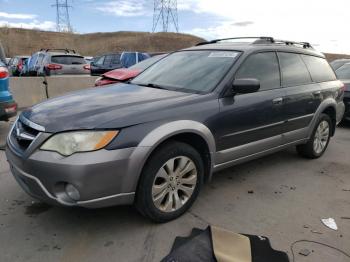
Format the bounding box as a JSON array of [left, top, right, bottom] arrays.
[[41, 131, 119, 156]]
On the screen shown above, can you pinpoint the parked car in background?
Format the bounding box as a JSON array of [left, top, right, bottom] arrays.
[[330, 59, 350, 71], [84, 56, 93, 64], [91, 52, 151, 76], [120, 52, 150, 68], [5, 37, 345, 222], [0, 60, 17, 121], [90, 53, 122, 76], [95, 54, 166, 86], [35, 49, 90, 76], [335, 63, 350, 121], [7, 56, 30, 76]]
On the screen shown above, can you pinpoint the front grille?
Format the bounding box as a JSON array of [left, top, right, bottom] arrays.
[[10, 118, 40, 152]]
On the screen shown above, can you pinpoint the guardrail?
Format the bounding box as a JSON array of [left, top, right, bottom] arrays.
[[9, 75, 99, 109]]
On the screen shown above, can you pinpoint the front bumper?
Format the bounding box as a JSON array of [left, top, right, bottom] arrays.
[[6, 139, 149, 208]]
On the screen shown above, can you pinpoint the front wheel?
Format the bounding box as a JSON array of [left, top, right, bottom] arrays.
[[135, 141, 204, 223], [297, 113, 332, 159]]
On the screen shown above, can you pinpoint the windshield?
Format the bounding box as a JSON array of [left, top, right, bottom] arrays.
[[131, 50, 240, 93], [335, 63, 350, 79], [129, 54, 166, 71]]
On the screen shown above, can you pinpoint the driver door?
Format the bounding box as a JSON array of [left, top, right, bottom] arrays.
[[215, 52, 286, 164]]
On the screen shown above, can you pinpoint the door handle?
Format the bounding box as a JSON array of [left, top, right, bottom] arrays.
[[272, 97, 283, 105]]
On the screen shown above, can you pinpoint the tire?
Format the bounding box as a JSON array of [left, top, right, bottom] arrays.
[[296, 113, 332, 159], [135, 141, 204, 223]]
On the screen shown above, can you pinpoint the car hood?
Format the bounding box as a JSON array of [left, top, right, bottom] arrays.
[[22, 83, 195, 132], [102, 68, 141, 81]]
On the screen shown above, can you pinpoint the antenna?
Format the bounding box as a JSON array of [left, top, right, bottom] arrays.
[[52, 0, 73, 32], [152, 0, 179, 33]]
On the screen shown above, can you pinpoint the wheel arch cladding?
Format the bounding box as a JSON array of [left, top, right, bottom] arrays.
[[131, 120, 216, 190], [322, 106, 336, 136], [310, 98, 337, 138]]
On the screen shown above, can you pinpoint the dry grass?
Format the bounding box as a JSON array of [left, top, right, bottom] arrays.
[[0, 28, 204, 57]]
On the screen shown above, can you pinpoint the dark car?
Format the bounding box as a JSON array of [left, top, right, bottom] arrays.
[[91, 52, 151, 76], [90, 53, 122, 76], [6, 37, 345, 222], [0, 61, 17, 121], [334, 63, 350, 121], [330, 58, 350, 71], [95, 54, 166, 86], [7, 56, 30, 76]]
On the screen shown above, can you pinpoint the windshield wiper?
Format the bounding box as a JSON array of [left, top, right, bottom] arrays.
[[137, 83, 168, 90]]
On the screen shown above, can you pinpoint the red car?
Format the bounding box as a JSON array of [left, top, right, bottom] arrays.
[[95, 54, 166, 87]]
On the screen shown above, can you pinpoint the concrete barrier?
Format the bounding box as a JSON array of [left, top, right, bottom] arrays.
[[9, 75, 99, 109], [45, 75, 99, 98], [9, 77, 47, 109]]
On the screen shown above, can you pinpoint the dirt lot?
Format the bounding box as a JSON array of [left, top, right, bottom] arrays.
[[0, 120, 349, 262]]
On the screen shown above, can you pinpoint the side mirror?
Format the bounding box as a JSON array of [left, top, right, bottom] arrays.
[[231, 78, 260, 94]]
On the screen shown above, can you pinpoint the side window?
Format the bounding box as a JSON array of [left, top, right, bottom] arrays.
[[301, 55, 336, 82], [278, 52, 312, 87], [95, 56, 105, 66], [111, 54, 121, 65], [235, 52, 280, 91], [103, 55, 113, 65]]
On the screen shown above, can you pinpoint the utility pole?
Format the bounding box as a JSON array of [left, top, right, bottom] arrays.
[[52, 0, 73, 32], [152, 0, 179, 33]]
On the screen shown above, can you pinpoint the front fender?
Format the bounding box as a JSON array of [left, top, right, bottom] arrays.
[[127, 120, 216, 192]]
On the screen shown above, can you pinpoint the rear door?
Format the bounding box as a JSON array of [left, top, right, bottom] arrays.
[[277, 52, 319, 142], [216, 52, 285, 164]]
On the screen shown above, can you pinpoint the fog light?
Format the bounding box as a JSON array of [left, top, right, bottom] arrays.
[[65, 184, 80, 201]]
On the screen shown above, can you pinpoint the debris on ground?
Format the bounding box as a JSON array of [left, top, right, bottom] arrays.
[[342, 189, 350, 192], [311, 230, 323, 234], [341, 217, 350, 220], [299, 248, 311, 256], [321, 218, 338, 231], [303, 225, 309, 229], [248, 190, 254, 194]]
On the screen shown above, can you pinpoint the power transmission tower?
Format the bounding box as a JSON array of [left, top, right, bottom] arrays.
[[52, 0, 73, 32], [152, 0, 179, 33]]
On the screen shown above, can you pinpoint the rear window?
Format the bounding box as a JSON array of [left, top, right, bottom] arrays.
[[335, 64, 350, 79], [278, 52, 312, 87], [301, 55, 336, 82], [51, 55, 86, 65]]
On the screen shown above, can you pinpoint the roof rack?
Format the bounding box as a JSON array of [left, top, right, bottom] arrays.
[[40, 48, 76, 54], [196, 37, 313, 49]]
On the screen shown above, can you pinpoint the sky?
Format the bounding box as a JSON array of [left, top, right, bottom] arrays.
[[0, 0, 349, 54]]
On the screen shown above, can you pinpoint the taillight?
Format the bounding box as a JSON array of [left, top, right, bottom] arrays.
[[340, 83, 346, 93], [5, 103, 17, 114], [46, 64, 63, 70], [0, 67, 9, 78], [17, 60, 23, 71], [83, 64, 91, 71]]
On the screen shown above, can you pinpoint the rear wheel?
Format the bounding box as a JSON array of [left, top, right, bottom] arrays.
[[297, 113, 332, 159], [135, 141, 204, 223]]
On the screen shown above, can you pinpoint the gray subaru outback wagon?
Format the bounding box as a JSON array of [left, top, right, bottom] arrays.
[[6, 37, 345, 222]]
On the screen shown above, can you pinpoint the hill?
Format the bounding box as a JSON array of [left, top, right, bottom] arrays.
[[0, 28, 349, 62], [0, 28, 204, 57]]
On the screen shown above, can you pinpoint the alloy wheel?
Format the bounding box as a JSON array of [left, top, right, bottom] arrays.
[[152, 156, 197, 213], [313, 120, 330, 154]]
